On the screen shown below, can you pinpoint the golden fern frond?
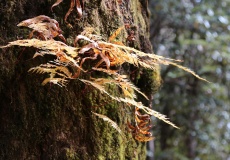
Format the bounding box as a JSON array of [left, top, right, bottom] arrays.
[[28, 63, 73, 79], [89, 76, 146, 100], [93, 76, 136, 99], [119, 97, 179, 129], [78, 27, 102, 41], [89, 77, 136, 98], [1, 39, 83, 72], [120, 81, 148, 99], [92, 112, 123, 136], [109, 26, 124, 42], [115, 75, 149, 100], [28, 64, 57, 75], [164, 61, 210, 83], [79, 79, 118, 101], [92, 67, 119, 75], [98, 41, 209, 82], [42, 77, 68, 87], [33, 50, 56, 58], [1, 39, 78, 58], [90, 69, 148, 100]]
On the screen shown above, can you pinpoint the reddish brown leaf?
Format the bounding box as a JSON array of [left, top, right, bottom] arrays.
[[51, 0, 63, 12]]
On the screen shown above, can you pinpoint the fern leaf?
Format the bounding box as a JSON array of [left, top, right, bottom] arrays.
[[1, 39, 78, 58], [119, 98, 179, 129], [92, 112, 123, 136], [42, 78, 68, 87], [109, 26, 124, 42], [98, 41, 209, 82], [91, 68, 148, 99], [28, 63, 72, 78], [79, 79, 118, 101]]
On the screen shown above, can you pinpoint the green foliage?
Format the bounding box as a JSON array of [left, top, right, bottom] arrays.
[[149, 0, 230, 159]]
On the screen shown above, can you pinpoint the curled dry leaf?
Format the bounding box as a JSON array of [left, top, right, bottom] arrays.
[[51, 0, 63, 11], [127, 107, 154, 142], [51, 0, 84, 27], [17, 15, 66, 42]]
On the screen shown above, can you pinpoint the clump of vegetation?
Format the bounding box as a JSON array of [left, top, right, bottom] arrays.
[[0, 4, 208, 142]]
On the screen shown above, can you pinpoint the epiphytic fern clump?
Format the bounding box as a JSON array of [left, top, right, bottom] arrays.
[[0, 13, 208, 142]]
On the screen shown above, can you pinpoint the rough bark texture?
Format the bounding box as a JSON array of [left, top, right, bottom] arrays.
[[0, 0, 159, 159]]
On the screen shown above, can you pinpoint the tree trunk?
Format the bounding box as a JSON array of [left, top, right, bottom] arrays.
[[0, 0, 158, 159]]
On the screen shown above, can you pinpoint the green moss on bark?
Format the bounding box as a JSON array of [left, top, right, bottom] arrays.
[[0, 0, 159, 159]]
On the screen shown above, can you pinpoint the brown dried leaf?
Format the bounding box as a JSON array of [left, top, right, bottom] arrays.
[[17, 15, 66, 42], [52, 0, 84, 27], [51, 0, 63, 11]]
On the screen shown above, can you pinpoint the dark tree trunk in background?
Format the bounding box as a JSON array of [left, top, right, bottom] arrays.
[[0, 0, 158, 159]]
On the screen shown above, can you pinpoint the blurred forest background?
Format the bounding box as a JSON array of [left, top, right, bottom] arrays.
[[148, 0, 230, 159]]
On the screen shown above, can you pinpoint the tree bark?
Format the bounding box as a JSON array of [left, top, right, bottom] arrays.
[[0, 0, 158, 159]]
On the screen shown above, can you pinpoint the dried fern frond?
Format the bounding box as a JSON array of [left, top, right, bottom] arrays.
[[1, 39, 78, 57], [1, 39, 81, 71], [42, 77, 68, 87], [108, 26, 124, 43], [76, 28, 209, 83], [92, 68, 148, 100], [1, 39, 85, 84], [119, 98, 179, 129], [92, 67, 119, 75], [90, 77, 137, 99], [92, 112, 123, 136], [74, 34, 193, 81], [115, 75, 149, 100], [93, 68, 149, 100], [98, 41, 209, 82], [76, 27, 102, 43], [89, 75, 148, 100], [28, 63, 73, 79], [164, 61, 210, 82], [79, 79, 119, 101]]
